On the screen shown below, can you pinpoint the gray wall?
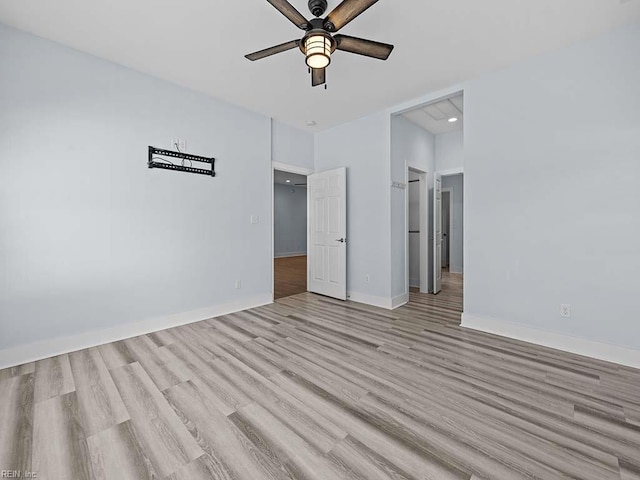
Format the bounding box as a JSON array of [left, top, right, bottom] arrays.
[[315, 112, 392, 301], [271, 120, 314, 170], [442, 174, 463, 274], [0, 24, 272, 350], [274, 184, 307, 257], [463, 24, 640, 349], [435, 130, 464, 172]]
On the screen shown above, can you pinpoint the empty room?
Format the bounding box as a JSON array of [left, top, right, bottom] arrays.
[[1, 1, 640, 479]]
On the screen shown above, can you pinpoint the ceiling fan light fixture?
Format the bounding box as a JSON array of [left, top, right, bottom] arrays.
[[305, 34, 332, 69]]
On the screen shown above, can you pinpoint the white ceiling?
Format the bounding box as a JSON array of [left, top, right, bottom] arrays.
[[274, 170, 308, 186], [402, 93, 463, 135], [1, 1, 639, 131]]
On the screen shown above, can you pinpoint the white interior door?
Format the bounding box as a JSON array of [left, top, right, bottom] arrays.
[[433, 173, 442, 294], [308, 167, 347, 300]]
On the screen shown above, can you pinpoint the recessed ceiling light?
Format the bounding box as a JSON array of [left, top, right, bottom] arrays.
[[306, 120, 317, 126], [448, 117, 458, 123], [286, 179, 291, 183]]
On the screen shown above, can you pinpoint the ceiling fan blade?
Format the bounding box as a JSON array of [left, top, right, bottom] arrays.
[[312, 68, 326, 87], [245, 40, 299, 61], [324, 0, 379, 32], [334, 34, 394, 60], [266, 0, 309, 30]]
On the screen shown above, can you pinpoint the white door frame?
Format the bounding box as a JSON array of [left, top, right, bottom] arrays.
[[406, 167, 429, 294], [271, 161, 314, 301], [441, 187, 454, 270]]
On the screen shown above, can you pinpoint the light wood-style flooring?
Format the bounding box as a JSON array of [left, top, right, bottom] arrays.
[[1, 274, 640, 479], [274, 255, 307, 300]]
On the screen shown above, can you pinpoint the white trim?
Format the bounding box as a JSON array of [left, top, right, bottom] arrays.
[[274, 252, 307, 258], [438, 167, 464, 177], [348, 291, 393, 310], [272, 161, 314, 176], [391, 293, 409, 310], [347, 291, 409, 310], [450, 267, 463, 274], [462, 313, 640, 369], [0, 294, 272, 370]]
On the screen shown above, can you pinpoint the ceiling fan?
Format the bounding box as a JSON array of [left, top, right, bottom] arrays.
[[245, 0, 394, 87]]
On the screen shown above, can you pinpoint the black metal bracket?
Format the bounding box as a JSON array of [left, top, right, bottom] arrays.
[[148, 146, 215, 177]]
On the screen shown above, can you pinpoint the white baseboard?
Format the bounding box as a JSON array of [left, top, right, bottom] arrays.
[[0, 294, 273, 370], [391, 293, 409, 310], [450, 267, 463, 274], [409, 278, 420, 288], [346, 291, 408, 310], [274, 252, 307, 258], [348, 291, 392, 309], [462, 313, 640, 369]]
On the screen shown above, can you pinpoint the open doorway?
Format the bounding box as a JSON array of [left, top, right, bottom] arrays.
[[439, 173, 464, 297], [273, 169, 308, 299], [397, 91, 464, 317]]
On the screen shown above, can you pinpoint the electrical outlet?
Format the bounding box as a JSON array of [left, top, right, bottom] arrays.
[[365, 275, 370, 283], [560, 304, 571, 318], [235, 280, 242, 289], [250, 215, 259, 224]]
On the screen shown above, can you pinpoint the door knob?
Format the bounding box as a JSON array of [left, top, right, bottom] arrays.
[[336, 238, 346, 243]]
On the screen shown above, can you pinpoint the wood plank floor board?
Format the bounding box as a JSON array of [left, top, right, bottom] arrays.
[[110, 362, 204, 477], [164, 453, 237, 480], [2, 270, 640, 479], [402, 339, 627, 418], [68, 347, 129, 437], [211, 320, 259, 343], [33, 353, 76, 403], [368, 390, 620, 480], [278, 333, 624, 476], [32, 392, 94, 480], [327, 435, 415, 480], [85, 420, 159, 480], [0, 362, 35, 381], [146, 329, 175, 348], [620, 459, 640, 480], [164, 379, 294, 480], [97, 340, 137, 370], [165, 323, 228, 360], [121, 336, 191, 391], [215, 353, 348, 454], [220, 312, 288, 343], [269, 370, 472, 480], [162, 343, 238, 417], [215, 339, 283, 378], [274, 255, 307, 300], [0, 374, 34, 473], [232, 402, 350, 480]]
